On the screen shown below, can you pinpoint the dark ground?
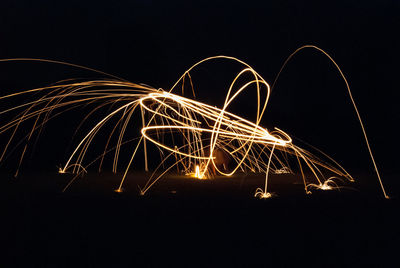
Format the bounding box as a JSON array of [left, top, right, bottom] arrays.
[[1, 170, 399, 267]]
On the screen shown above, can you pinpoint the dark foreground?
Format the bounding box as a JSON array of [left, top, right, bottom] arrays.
[[1, 171, 399, 267]]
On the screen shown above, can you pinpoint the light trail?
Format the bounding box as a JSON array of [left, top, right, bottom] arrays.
[[0, 47, 388, 198]]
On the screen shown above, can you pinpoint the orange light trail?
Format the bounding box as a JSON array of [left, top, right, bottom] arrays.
[[0, 46, 389, 198]]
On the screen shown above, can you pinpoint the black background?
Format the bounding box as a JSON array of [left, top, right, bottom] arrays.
[[1, 0, 399, 266]]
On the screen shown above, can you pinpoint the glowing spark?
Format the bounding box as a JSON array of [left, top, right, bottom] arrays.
[[194, 165, 204, 179], [307, 178, 341, 191], [254, 189, 273, 199], [274, 167, 292, 174]]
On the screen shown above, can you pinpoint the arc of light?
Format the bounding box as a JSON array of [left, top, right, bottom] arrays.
[[272, 45, 388, 199], [206, 67, 270, 177]]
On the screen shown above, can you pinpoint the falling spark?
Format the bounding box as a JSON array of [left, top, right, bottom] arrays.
[[254, 142, 277, 199], [306, 177, 341, 191], [0, 46, 389, 198]]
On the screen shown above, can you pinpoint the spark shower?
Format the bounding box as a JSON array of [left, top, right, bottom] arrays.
[[0, 46, 389, 199]]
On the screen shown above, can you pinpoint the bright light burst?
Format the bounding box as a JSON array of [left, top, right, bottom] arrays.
[[0, 46, 389, 199]]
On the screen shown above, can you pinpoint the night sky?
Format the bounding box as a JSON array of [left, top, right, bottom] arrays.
[[1, 1, 400, 266]]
